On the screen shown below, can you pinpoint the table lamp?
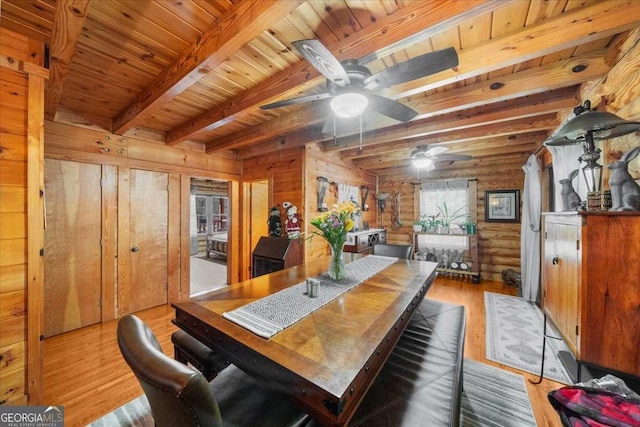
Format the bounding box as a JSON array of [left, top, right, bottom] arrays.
[[544, 100, 640, 193]]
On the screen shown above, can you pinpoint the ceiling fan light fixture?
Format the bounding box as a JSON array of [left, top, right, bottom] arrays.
[[413, 157, 434, 169], [331, 93, 368, 118]]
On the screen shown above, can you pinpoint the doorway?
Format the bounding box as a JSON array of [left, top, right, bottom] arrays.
[[190, 178, 230, 295], [242, 179, 270, 279]]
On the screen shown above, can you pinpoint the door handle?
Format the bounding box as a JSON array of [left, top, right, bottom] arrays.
[[131, 245, 140, 253], [552, 256, 559, 265]]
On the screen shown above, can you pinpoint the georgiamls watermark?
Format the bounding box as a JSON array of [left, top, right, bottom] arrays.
[[0, 406, 64, 427]]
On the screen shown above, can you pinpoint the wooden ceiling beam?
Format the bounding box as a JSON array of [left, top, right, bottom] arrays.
[[208, 37, 605, 155], [322, 88, 577, 153], [388, 0, 640, 99], [112, 0, 303, 135], [45, 0, 92, 121], [171, 0, 499, 146], [358, 145, 537, 171], [341, 115, 558, 160], [352, 133, 543, 169]]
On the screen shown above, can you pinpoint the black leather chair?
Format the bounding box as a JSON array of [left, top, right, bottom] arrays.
[[117, 314, 310, 427], [372, 243, 414, 259]]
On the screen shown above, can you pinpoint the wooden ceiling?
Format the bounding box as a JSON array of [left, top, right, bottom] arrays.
[[3, 0, 640, 172]]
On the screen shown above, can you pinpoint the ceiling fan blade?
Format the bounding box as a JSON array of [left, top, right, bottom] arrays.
[[435, 153, 472, 161], [424, 145, 449, 156], [365, 47, 459, 89], [367, 93, 418, 122], [260, 92, 332, 110], [292, 39, 350, 86]]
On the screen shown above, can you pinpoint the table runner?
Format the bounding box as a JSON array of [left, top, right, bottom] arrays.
[[223, 255, 398, 338]]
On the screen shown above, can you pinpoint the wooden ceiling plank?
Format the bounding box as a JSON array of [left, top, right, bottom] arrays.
[[44, 0, 92, 120], [111, 0, 304, 135], [206, 1, 624, 155], [168, 0, 500, 146], [408, 50, 609, 119], [389, 0, 640, 99]]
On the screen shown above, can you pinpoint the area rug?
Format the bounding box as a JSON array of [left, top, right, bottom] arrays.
[[87, 359, 536, 426], [485, 291, 573, 384]]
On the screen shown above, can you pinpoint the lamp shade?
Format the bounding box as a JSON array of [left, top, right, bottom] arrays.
[[545, 110, 640, 146], [412, 157, 434, 169], [331, 93, 368, 118]]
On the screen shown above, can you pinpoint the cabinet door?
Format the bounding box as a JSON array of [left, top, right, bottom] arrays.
[[543, 217, 581, 354]]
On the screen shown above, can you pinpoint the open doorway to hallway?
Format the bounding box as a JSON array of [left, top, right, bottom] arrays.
[[190, 178, 229, 296]]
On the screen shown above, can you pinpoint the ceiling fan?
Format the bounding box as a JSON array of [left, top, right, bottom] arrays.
[[410, 145, 471, 170], [260, 39, 459, 123]]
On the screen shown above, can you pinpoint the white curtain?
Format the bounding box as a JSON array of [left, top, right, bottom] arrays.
[[547, 145, 588, 211], [521, 155, 541, 302]]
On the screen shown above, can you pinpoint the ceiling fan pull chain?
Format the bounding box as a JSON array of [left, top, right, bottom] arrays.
[[333, 111, 337, 145], [359, 114, 363, 152]]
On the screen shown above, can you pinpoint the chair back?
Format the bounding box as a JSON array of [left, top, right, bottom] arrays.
[[117, 314, 223, 427], [372, 243, 414, 259]]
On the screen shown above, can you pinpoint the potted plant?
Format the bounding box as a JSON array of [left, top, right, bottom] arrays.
[[436, 203, 468, 233], [413, 221, 423, 233]]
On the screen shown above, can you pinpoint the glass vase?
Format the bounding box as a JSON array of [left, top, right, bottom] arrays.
[[328, 244, 346, 280]]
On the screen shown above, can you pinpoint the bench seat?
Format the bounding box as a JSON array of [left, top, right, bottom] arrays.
[[348, 299, 466, 427]]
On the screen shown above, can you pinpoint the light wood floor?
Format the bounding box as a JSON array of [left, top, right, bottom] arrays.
[[43, 277, 563, 427]]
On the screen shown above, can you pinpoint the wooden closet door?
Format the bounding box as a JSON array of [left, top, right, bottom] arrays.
[[43, 159, 102, 337], [118, 168, 168, 315]]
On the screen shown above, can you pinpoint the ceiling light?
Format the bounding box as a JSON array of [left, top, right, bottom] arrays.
[[413, 157, 434, 169], [331, 93, 368, 118]]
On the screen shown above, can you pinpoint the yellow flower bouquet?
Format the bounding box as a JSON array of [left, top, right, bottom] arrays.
[[310, 201, 359, 280]]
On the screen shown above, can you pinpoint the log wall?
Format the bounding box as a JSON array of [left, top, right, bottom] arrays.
[[378, 154, 529, 283]]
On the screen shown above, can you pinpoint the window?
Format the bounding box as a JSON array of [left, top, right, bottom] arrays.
[[196, 195, 228, 234], [419, 180, 470, 229]]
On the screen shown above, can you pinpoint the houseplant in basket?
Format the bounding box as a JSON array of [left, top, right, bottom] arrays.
[[310, 201, 358, 280]]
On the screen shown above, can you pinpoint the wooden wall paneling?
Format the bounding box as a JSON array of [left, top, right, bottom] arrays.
[[43, 159, 102, 337], [116, 168, 131, 316], [178, 175, 191, 300], [0, 40, 30, 402], [303, 145, 377, 259], [26, 67, 46, 405], [0, 341, 25, 379], [101, 165, 117, 321], [167, 173, 183, 303], [227, 180, 240, 284], [241, 147, 304, 276], [44, 121, 241, 179]]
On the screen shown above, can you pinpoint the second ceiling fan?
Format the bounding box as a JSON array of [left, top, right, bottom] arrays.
[[411, 145, 471, 170], [260, 39, 459, 123]]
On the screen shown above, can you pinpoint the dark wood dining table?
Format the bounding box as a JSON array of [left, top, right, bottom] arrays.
[[172, 254, 438, 426]]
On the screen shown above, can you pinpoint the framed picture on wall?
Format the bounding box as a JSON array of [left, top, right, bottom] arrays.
[[485, 190, 520, 223]]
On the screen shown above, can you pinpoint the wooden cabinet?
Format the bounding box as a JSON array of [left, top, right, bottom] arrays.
[[542, 212, 640, 377], [252, 237, 302, 277], [343, 229, 386, 254]]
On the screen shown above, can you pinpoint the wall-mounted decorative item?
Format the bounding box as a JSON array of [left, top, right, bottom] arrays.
[[360, 185, 369, 211], [376, 193, 389, 212], [608, 146, 640, 211], [559, 169, 582, 211], [316, 176, 329, 211], [485, 190, 520, 223]]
